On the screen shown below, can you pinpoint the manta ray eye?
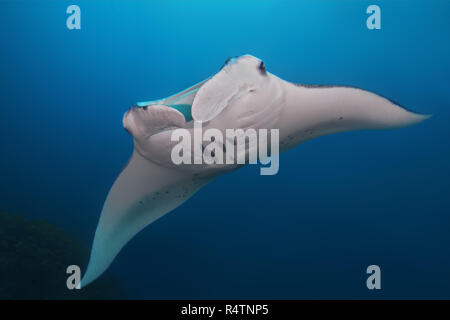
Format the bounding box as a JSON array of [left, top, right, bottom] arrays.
[[258, 61, 267, 75]]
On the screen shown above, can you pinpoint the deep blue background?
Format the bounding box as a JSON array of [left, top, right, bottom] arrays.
[[0, 0, 449, 299]]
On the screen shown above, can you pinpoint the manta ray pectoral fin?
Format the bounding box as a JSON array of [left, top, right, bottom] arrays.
[[80, 151, 211, 287], [282, 84, 431, 141]]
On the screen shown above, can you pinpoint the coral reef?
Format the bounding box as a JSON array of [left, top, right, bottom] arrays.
[[0, 211, 125, 299]]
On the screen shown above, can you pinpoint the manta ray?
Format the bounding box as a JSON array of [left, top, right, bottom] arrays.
[[80, 54, 429, 287]]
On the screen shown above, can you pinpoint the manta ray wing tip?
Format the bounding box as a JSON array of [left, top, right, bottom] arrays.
[[406, 111, 432, 126]]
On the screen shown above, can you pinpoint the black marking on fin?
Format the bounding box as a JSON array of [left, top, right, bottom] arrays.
[[220, 56, 238, 70], [258, 61, 267, 76]]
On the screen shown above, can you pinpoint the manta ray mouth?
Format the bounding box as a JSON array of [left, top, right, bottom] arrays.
[[134, 77, 212, 122]]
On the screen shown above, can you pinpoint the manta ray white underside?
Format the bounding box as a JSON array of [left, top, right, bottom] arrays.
[[80, 54, 430, 287]]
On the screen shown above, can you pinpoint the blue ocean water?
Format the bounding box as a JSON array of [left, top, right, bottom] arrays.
[[0, 0, 449, 299]]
